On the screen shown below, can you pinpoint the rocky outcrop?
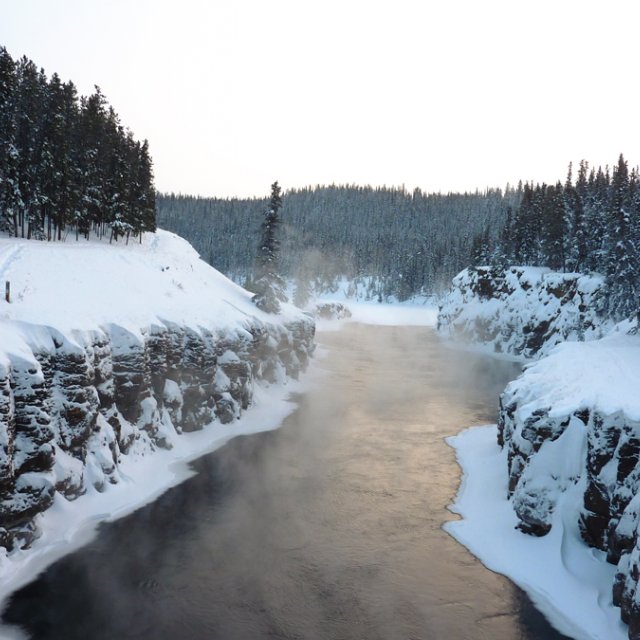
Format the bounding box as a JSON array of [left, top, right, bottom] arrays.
[[438, 266, 610, 358], [0, 316, 314, 552], [438, 263, 640, 636], [496, 330, 640, 638], [313, 302, 352, 320]]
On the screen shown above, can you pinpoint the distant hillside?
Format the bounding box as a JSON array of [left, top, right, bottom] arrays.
[[157, 184, 520, 299]]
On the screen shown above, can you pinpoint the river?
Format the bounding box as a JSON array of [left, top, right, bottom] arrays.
[[1, 324, 568, 639]]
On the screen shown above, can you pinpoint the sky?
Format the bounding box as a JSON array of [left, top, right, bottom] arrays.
[[1, 0, 639, 198]]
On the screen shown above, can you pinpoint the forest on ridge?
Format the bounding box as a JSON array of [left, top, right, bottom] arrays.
[[0, 47, 156, 242]]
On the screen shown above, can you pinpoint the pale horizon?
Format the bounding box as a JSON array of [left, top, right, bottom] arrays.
[[2, 0, 639, 199]]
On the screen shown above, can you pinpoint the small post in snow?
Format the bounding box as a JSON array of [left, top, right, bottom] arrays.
[[5, 281, 9, 303]]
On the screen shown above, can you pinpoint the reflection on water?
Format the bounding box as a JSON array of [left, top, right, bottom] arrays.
[[2, 325, 568, 639]]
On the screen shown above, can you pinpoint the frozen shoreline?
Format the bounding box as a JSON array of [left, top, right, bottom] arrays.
[[445, 424, 628, 640]]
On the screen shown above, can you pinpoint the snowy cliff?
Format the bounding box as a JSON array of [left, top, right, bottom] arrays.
[[0, 231, 315, 553], [498, 324, 640, 637], [437, 266, 611, 359], [440, 265, 640, 638]]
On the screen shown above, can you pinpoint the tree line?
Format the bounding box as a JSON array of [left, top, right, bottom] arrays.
[[157, 184, 519, 300], [0, 46, 156, 242], [477, 154, 640, 320]]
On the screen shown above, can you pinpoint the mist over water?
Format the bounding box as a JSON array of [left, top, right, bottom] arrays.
[[2, 325, 568, 639]]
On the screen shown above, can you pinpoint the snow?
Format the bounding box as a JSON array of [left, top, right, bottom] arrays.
[[445, 425, 627, 640], [0, 228, 315, 638], [438, 265, 611, 359], [314, 299, 438, 330], [0, 229, 301, 338], [505, 325, 640, 423]]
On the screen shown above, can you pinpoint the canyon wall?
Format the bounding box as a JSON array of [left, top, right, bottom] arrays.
[[497, 331, 640, 637], [440, 264, 640, 638], [0, 316, 315, 551]]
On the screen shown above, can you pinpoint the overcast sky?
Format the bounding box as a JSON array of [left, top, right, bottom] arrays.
[[1, 0, 639, 198]]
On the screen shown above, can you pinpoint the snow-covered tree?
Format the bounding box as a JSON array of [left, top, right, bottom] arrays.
[[0, 48, 156, 241], [252, 181, 287, 313]]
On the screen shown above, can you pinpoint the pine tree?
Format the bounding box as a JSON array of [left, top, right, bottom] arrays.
[[15, 57, 45, 238], [541, 182, 567, 271], [252, 181, 287, 313], [0, 47, 20, 236], [568, 160, 589, 271], [136, 139, 156, 234], [607, 154, 639, 319]]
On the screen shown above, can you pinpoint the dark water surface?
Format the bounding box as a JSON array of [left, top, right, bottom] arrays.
[[2, 325, 568, 639]]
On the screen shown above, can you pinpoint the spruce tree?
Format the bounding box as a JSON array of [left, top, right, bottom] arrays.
[[541, 182, 567, 271], [607, 154, 639, 319], [0, 47, 20, 235], [252, 181, 287, 313]]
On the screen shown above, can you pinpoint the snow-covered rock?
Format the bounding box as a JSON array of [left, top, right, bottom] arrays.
[[438, 266, 611, 359], [497, 324, 640, 637], [312, 301, 352, 320], [0, 230, 315, 552], [439, 264, 640, 637]]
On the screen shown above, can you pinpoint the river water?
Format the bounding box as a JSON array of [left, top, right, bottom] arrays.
[[2, 324, 568, 639]]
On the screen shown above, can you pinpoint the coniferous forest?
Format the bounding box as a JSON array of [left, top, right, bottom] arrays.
[[159, 155, 639, 320], [157, 185, 520, 300], [0, 47, 156, 241], [0, 48, 637, 321], [482, 154, 640, 320]]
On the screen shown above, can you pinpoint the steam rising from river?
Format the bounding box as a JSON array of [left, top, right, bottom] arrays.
[[2, 325, 566, 640]]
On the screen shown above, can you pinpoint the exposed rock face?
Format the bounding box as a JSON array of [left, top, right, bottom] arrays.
[[498, 388, 585, 537], [0, 316, 314, 552], [438, 266, 610, 358]]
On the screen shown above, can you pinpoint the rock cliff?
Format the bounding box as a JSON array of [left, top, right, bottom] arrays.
[[440, 264, 640, 637], [496, 330, 640, 637], [0, 316, 314, 552], [438, 265, 610, 358]]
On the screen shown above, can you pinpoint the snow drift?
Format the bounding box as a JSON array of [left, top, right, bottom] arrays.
[[0, 230, 315, 553]]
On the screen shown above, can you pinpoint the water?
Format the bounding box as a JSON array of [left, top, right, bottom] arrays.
[[2, 325, 568, 639]]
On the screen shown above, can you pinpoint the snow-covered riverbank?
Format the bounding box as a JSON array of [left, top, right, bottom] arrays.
[[446, 424, 627, 640], [441, 263, 640, 639], [0, 380, 307, 627]]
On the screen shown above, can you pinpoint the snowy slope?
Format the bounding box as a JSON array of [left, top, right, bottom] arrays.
[[0, 230, 303, 334]]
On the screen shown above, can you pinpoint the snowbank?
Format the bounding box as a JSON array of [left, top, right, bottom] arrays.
[[446, 425, 627, 640], [0, 230, 304, 332], [313, 300, 438, 331], [438, 266, 611, 359]]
